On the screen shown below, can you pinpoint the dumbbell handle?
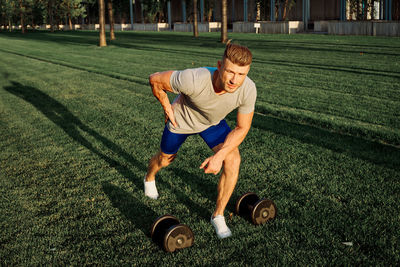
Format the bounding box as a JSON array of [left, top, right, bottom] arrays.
[[246, 198, 263, 211]]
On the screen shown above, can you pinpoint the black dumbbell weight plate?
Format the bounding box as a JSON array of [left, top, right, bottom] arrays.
[[150, 215, 180, 242], [164, 224, 194, 252], [251, 199, 277, 225], [235, 192, 259, 216]]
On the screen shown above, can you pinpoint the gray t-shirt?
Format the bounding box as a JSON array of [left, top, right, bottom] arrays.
[[168, 67, 257, 134]]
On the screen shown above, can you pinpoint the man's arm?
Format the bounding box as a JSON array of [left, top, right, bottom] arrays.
[[149, 71, 178, 127], [200, 111, 254, 174]]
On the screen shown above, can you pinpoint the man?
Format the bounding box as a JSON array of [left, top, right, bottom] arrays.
[[145, 43, 256, 239]]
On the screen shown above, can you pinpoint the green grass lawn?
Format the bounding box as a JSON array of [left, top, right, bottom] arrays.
[[0, 30, 399, 265]]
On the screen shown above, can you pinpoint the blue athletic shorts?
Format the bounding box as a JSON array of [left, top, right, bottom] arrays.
[[160, 120, 231, 155]]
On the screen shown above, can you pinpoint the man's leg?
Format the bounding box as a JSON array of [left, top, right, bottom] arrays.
[[209, 145, 241, 238], [144, 151, 176, 199], [144, 125, 189, 199], [212, 146, 241, 217], [199, 120, 239, 238]]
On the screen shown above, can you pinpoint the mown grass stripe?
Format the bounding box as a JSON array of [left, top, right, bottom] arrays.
[[255, 103, 400, 147], [253, 58, 400, 79], [0, 48, 148, 86]]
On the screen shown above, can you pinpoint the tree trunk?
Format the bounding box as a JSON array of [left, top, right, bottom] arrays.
[[81, 3, 86, 29], [395, 0, 400, 20], [87, 5, 91, 24], [56, 12, 60, 30], [282, 0, 289, 20], [81, 15, 84, 29], [99, 0, 107, 47], [207, 8, 213, 22], [20, 0, 25, 34], [48, 0, 54, 32], [135, 0, 143, 23], [68, 2, 73, 30], [221, 0, 228, 43], [68, 16, 73, 30], [107, 0, 115, 40], [193, 0, 199, 37]]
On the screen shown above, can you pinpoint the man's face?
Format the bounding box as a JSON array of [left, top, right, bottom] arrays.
[[217, 58, 250, 93]]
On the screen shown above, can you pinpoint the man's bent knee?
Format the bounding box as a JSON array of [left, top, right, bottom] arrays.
[[159, 151, 177, 167]]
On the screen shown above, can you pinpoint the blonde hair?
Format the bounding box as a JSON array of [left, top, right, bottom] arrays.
[[223, 42, 252, 66]]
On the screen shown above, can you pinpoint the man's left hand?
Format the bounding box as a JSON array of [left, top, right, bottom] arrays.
[[200, 155, 223, 175]]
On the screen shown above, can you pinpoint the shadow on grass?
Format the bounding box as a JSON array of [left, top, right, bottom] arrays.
[[168, 167, 242, 216], [3, 81, 222, 228], [248, 112, 400, 171], [251, 58, 400, 79], [0, 48, 149, 87], [3, 81, 158, 234], [102, 182, 157, 237], [4, 81, 147, 177]]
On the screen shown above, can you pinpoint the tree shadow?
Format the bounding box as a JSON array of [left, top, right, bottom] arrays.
[[247, 39, 400, 58], [3, 81, 222, 227], [4, 81, 147, 181], [243, 37, 400, 50], [1, 30, 100, 46], [0, 48, 149, 87], [3, 81, 160, 233], [251, 58, 400, 79]]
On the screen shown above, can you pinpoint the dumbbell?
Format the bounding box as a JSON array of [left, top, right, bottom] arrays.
[[150, 214, 194, 252], [235, 192, 277, 225]]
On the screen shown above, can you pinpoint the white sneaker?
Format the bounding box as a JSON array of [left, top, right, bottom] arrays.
[[210, 215, 232, 239], [144, 178, 159, 199]]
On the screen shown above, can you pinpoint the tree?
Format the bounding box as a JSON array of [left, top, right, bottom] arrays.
[[107, 0, 115, 40], [221, 0, 227, 43], [98, 0, 106, 46], [394, 0, 400, 20], [66, 0, 73, 29], [282, 0, 296, 21], [60, 0, 86, 30], [141, 0, 166, 23], [46, 0, 55, 31], [5, 0, 34, 33], [19, 0, 25, 33], [0, 0, 88, 32], [193, 0, 198, 37], [1, 0, 17, 31]]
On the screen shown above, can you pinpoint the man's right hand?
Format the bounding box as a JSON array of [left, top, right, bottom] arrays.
[[164, 104, 178, 128]]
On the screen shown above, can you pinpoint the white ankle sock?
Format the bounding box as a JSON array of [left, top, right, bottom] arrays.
[[211, 215, 232, 239], [144, 179, 159, 199]]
